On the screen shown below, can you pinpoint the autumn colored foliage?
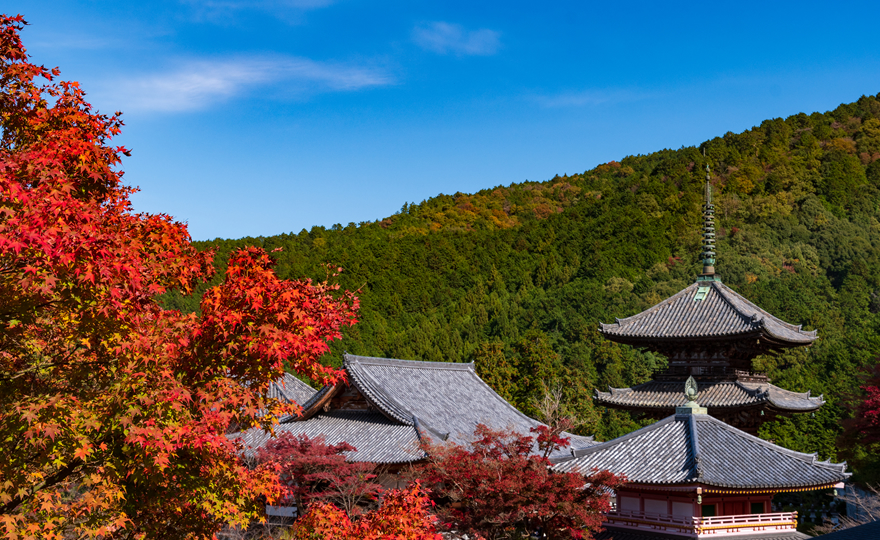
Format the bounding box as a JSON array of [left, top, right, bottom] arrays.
[[0, 14, 357, 539], [257, 433, 382, 517], [292, 482, 440, 540], [417, 424, 623, 540], [844, 362, 880, 445], [839, 361, 880, 481]]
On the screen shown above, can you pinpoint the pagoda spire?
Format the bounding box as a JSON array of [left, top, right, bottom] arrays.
[[700, 163, 716, 277]]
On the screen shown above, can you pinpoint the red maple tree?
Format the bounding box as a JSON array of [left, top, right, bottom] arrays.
[[257, 433, 382, 517], [291, 482, 441, 540], [843, 362, 880, 445], [417, 425, 623, 540], [840, 361, 880, 483], [0, 14, 357, 539]]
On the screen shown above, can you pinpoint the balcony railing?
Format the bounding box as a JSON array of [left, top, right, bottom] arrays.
[[604, 510, 798, 538]]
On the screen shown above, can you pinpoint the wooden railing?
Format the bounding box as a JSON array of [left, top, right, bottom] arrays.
[[604, 510, 798, 537]]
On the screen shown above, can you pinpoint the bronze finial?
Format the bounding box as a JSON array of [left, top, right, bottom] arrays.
[[685, 375, 699, 402], [676, 375, 708, 415]]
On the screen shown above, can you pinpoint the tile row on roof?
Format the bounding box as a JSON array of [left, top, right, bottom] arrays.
[[600, 281, 816, 346], [234, 410, 425, 464], [594, 381, 823, 412], [553, 412, 848, 490]]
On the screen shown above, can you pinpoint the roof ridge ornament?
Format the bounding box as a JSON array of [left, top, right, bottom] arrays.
[[676, 376, 708, 415], [698, 157, 719, 282]]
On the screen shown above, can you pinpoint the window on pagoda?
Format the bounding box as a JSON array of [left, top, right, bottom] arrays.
[[701, 504, 716, 517], [750, 502, 765, 514]]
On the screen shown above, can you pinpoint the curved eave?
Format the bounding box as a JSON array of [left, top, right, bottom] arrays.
[[344, 358, 416, 426], [599, 326, 815, 349], [594, 385, 824, 413]]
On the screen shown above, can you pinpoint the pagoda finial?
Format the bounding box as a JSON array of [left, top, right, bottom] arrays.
[[700, 161, 716, 277], [676, 376, 708, 415], [685, 375, 698, 402]]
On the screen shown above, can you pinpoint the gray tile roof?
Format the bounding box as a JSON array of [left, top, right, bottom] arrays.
[[600, 281, 817, 346], [594, 528, 809, 540], [343, 354, 596, 459], [235, 355, 595, 464], [267, 373, 317, 407], [233, 410, 425, 464], [554, 413, 849, 490], [815, 520, 880, 540], [595, 381, 823, 412]]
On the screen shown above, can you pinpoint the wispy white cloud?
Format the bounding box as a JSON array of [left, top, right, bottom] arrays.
[[102, 56, 393, 113], [412, 22, 501, 56], [181, 0, 336, 24], [534, 88, 653, 108]]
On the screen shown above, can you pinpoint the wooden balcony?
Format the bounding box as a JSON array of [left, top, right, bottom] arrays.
[[604, 510, 798, 538]]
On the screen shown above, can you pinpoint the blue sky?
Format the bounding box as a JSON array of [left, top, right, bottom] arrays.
[[8, 1, 880, 240]]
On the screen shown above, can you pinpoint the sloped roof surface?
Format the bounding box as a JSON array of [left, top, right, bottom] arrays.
[[595, 380, 823, 412], [815, 520, 880, 540], [554, 413, 848, 489], [600, 281, 816, 345], [267, 373, 317, 407], [344, 354, 596, 456], [234, 410, 424, 464]]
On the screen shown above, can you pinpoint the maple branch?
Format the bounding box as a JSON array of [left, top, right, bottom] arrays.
[[0, 457, 83, 514]]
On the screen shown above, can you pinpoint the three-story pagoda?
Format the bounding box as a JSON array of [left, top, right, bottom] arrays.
[[594, 166, 823, 433]]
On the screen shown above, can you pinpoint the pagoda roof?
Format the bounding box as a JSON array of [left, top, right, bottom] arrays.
[[553, 412, 848, 490], [599, 280, 817, 347], [235, 410, 425, 463], [595, 380, 823, 412]]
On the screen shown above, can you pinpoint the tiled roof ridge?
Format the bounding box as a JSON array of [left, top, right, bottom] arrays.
[[714, 281, 818, 338], [344, 353, 475, 371], [570, 415, 679, 459], [695, 415, 849, 475], [688, 414, 704, 481], [707, 281, 764, 331], [344, 356, 415, 426]]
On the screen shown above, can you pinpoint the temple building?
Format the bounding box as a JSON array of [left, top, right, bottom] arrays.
[[556, 378, 849, 540], [234, 353, 596, 468], [594, 166, 822, 433]]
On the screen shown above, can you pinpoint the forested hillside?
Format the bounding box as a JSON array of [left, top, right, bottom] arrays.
[[164, 93, 880, 479]]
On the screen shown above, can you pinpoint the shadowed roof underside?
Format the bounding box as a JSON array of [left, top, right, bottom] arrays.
[[600, 281, 817, 346]]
